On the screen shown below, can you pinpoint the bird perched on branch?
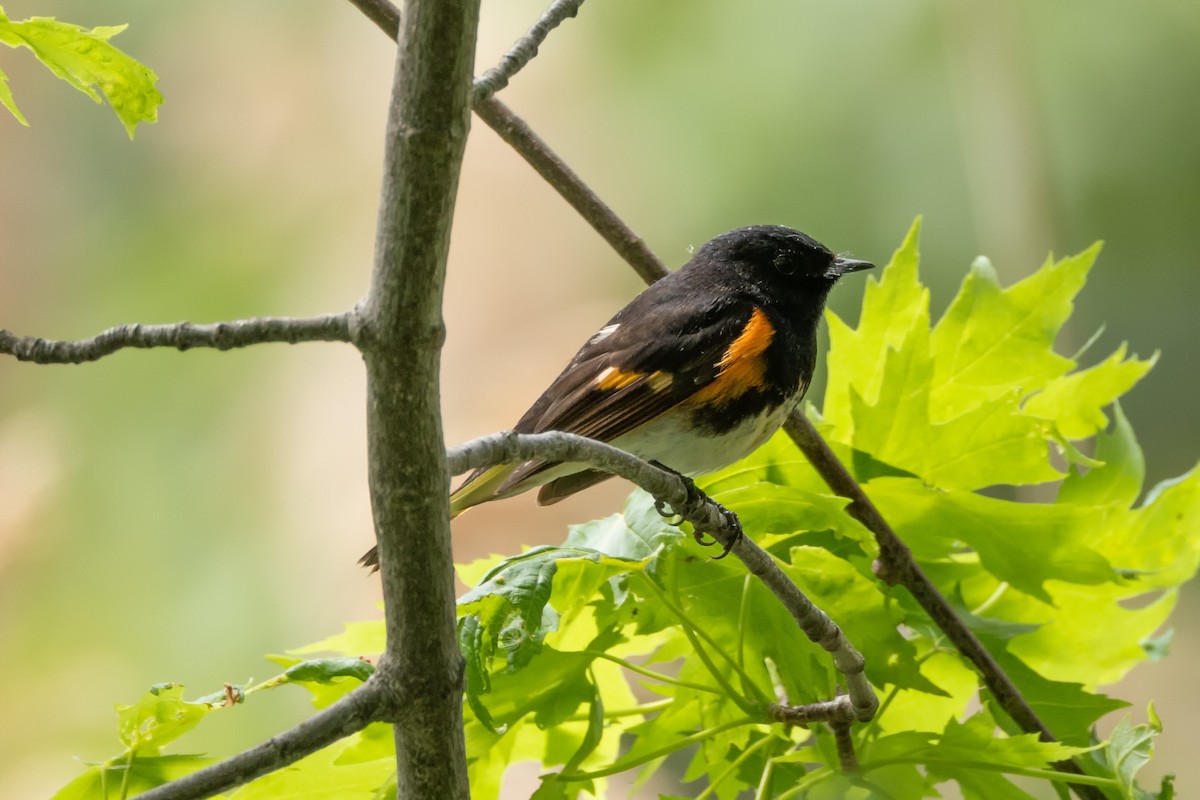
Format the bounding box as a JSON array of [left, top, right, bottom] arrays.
[[361, 225, 871, 569]]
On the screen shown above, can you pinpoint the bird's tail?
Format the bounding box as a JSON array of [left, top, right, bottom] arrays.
[[359, 463, 520, 571], [449, 464, 519, 517]]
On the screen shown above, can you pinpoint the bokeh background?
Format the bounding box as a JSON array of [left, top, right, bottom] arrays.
[[1, 1, 1197, 797]]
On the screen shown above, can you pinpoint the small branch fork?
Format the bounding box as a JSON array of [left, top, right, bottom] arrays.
[[473, 0, 587, 101]]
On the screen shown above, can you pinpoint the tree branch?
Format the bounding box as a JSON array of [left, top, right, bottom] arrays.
[[343, 0, 668, 287], [473, 0, 587, 101], [783, 415, 1101, 795], [445, 430, 878, 724], [134, 679, 388, 800], [472, 97, 668, 286], [353, 0, 479, 798], [781, 415, 1053, 737], [345, 0, 399, 38], [0, 314, 353, 364], [342, 0, 399, 37]]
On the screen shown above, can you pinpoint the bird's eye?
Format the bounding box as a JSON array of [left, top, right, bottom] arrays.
[[773, 253, 796, 275]]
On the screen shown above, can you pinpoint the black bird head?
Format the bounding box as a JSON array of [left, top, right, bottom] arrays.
[[695, 225, 874, 286]]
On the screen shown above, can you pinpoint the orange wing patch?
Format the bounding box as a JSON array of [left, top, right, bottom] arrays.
[[690, 307, 774, 406], [596, 367, 672, 392]]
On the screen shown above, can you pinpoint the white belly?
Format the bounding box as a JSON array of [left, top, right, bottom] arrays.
[[609, 400, 795, 477]]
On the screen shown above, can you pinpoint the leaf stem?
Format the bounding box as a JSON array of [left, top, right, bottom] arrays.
[[120, 747, 135, 800], [557, 716, 757, 781], [584, 650, 725, 696], [862, 757, 1118, 788], [696, 733, 777, 800], [639, 574, 770, 712], [565, 698, 673, 722], [969, 581, 1010, 616]]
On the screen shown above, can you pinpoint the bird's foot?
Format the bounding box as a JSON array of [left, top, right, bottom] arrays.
[[649, 460, 741, 559]]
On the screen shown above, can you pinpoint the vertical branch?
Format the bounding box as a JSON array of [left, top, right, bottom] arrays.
[[356, 1, 480, 797]]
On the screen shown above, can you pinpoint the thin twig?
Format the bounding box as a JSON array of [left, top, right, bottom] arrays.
[[832, 718, 859, 773], [0, 314, 353, 364], [446, 430, 878, 723], [473, 0, 587, 101], [767, 697, 855, 727], [342, 0, 667, 285], [472, 96, 668, 285], [343, 0, 399, 37], [134, 678, 388, 800]]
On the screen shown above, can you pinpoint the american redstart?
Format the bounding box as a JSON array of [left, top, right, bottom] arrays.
[[362, 225, 871, 568]]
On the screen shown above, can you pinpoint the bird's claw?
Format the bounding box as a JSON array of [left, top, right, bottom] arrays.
[[654, 495, 684, 525], [649, 460, 741, 559]]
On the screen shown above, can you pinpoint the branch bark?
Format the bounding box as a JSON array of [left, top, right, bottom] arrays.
[[352, 0, 480, 797], [341, 0, 668, 288], [0, 313, 352, 364], [472, 0, 587, 101]]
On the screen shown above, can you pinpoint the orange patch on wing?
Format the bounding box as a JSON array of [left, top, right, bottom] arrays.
[[596, 367, 672, 392], [596, 366, 643, 391], [691, 307, 774, 405]]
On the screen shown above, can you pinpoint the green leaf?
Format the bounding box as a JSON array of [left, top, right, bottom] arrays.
[[850, 362, 1064, 490], [283, 656, 375, 684], [0, 8, 161, 136], [50, 754, 216, 800], [289, 619, 386, 659], [564, 489, 685, 558], [116, 683, 215, 754], [1025, 345, 1157, 439], [0, 62, 27, 125], [919, 713, 1095, 798], [929, 246, 1098, 419], [263, 655, 371, 709], [981, 647, 1128, 744], [1058, 403, 1145, 507], [1097, 710, 1163, 799], [779, 545, 943, 694], [229, 733, 395, 800], [869, 478, 1117, 603], [825, 217, 930, 436]]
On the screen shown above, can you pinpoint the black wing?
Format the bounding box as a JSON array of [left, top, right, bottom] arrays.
[[491, 288, 758, 497]]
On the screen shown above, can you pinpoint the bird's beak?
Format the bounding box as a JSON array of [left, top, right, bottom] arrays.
[[825, 256, 875, 278]]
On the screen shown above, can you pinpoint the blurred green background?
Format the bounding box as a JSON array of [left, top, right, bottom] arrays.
[[1, 1, 1196, 797]]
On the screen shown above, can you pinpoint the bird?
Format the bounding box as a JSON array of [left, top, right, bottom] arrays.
[[360, 225, 871, 569]]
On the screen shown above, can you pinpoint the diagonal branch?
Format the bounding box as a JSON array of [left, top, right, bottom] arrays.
[[472, 97, 668, 286], [346, 0, 400, 37], [473, 0, 587, 101], [341, 0, 667, 286], [134, 678, 388, 800], [343, 0, 400, 36], [446, 430, 878, 724], [0, 313, 353, 364]]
